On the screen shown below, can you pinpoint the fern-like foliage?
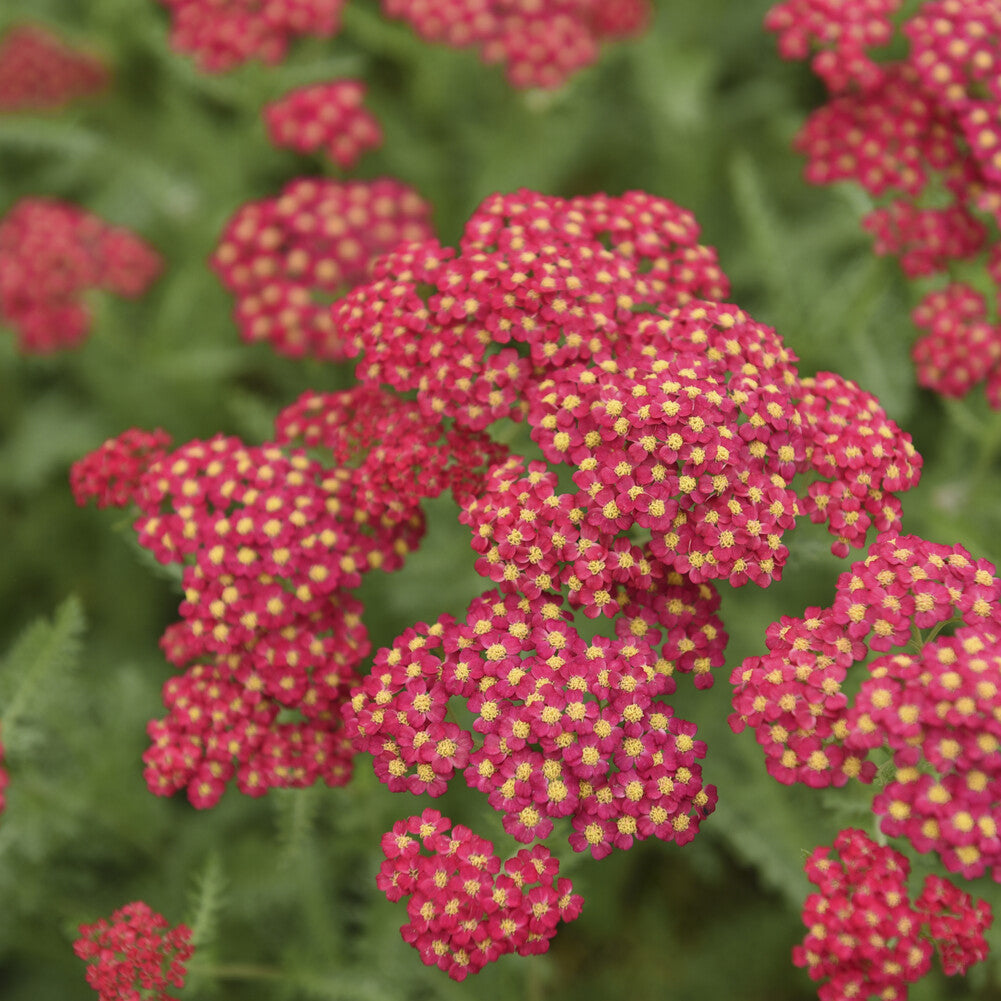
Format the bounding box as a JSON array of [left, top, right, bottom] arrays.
[[0, 595, 85, 752]]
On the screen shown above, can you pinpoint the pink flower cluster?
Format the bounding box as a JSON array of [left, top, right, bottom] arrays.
[[211, 177, 434, 359], [0, 197, 162, 353], [765, 0, 902, 93], [768, 0, 1001, 404], [0, 24, 108, 111], [155, 0, 345, 72], [795, 828, 991, 1001], [377, 809, 582, 980], [335, 189, 927, 934], [79, 187, 935, 981], [71, 389, 504, 806], [263, 80, 382, 169], [74, 901, 194, 1001], [69, 428, 172, 509], [848, 624, 1001, 881], [731, 534, 1001, 877], [338, 189, 921, 573], [344, 579, 719, 857], [461, 456, 729, 652], [380, 0, 651, 89]]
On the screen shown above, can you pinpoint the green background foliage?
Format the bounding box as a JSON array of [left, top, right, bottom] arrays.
[[1, 1, 1000, 998]]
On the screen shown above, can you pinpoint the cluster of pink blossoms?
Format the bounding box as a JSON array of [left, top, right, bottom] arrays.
[[377, 809, 582, 979], [337, 189, 921, 568], [74, 901, 193, 1001], [154, 0, 649, 85], [344, 574, 720, 857], [381, 0, 650, 89], [70, 427, 173, 509], [332, 188, 930, 967], [0, 197, 162, 353], [731, 533, 1001, 881], [72, 389, 505, 806], [0, 24, 108, 111], [263, 80, 382, 169], [767, 0, 1001, 405], [211, 177, 434, 359], [795, 828, 991, 1001], [154, 0, 345, 72], [80, 187, 932, 981]]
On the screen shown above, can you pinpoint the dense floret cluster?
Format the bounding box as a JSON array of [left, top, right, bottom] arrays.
[[77, 188, 945, 985], [0, 24, 108, 111], [377, 809, 582, 979], [0, 197, 161, 353], [765, 0, 902, 93], [153, 0, 650, 83], [731, 533, 1001, 879], [381, 0, 651, 89], [154, 0, 346, 72], [71, 390, 505, 806], [263, 80, 383, 168], [344, 579, 719, 857], [768, 0, 1001, 405], [339, 189, 920, 571], [211, 177, 434, 359], [74, 901, 194, 1001], [70, 428, 173, 510], [795, 828, 991, 1001], [847, 623, 1001, 881]]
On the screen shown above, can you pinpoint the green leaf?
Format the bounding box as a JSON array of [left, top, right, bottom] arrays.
[[0, 596, 86, 744]]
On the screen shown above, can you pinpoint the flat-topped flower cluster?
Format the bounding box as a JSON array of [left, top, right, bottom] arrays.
[[0, 23, 108, 111], [377, 808, 582, 979], [74, 901, 193, 1001], [72, 389, 505, 807], [263, 80, 383, 169], [154, 0, 650, 87], [731, 533, 1001, 882], [211, 177, 434, 359], [795, 828, 991, 1001], [76, 188, 998, 989], [0, 197, 161, 353], [767, 0, 1001, 405]]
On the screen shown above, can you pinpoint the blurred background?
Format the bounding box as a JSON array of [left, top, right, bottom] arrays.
[[1, 0, 999, 997]]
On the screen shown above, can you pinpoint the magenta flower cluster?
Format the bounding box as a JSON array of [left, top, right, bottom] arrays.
[[795, 828, 991, 1001], [767, 0, 1001, 405], [377, 808, 582, 979], [64, 165, 1000, 1001], [71, 388, 505, 807], [74, 901, 193, 1001]]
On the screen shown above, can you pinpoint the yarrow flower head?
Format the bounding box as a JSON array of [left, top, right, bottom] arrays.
[[211, 177, 434, 359], [155, 0, 345, 72], [263, 80, 383, 169], [344, 583, 719, 858], [732, 533, 1001, 880], [339, 189, 920, 584], [0, 23, 108, 111], [72, 390, 506, 807], [765, 0, 903, 94], [0, 197, 161, 353], [795, 828, 991, 1001], [74, 901, 194, 1001], [70, 428, 173, 510], [768, 0, 1001, 406], [380, 0, 651, 89], [377, 808, 582, 980], [847, 622, 1001, 881]]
